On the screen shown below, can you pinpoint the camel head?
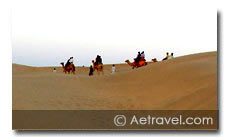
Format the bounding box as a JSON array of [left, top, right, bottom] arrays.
[[60, 62, 65, 68], [125, 59, 135, 67]]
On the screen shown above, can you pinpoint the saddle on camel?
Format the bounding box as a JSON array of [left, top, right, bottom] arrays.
[[92, 60, 103, 71], [138, 57, 147, 66]]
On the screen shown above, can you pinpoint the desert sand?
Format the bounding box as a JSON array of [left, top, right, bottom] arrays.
[[12, 52, 217, 110]]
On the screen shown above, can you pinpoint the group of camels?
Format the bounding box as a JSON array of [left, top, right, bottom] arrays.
[[60, 60, 104, 74], [60, 57, 157, 74]]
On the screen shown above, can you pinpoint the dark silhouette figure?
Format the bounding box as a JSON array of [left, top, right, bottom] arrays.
[[89, 65, 94, 76], [65, 57, 73, 68], [95, 55, 103, 65], [135, 52, 141, 63]]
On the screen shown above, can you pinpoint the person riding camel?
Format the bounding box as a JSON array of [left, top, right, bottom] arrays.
[[168, 53, 174, 59], [92, 55, 104, 74], [140, 51, 145, 61], [95, 56, 98, 65], [65, 57, 73, 68], [162, 52, 169, 61], [135, 52, 141, 64], [99, 56, 102, 64], [95, 55, 102, 65], [135, 52, 141, 67]]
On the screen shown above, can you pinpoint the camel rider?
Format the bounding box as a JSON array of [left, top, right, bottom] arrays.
[[95, 55, 99, 65], [65, 57, 73, 68], [140, 51, 145, 61], [96, 55, 102, 65], [162, 52, 169, 61], [135, 52, 141, 63], [99, 56, 102, 64], [168, 53, 174, 59]]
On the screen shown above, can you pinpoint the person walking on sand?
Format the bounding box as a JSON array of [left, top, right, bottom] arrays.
[[89, 65, 94, 76], [112, 64, 116, 74], [53, 68, 56, 73], [162, 52, 169, 61], [65, 57, 73, 67]]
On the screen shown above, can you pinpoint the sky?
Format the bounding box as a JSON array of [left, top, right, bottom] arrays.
[[12, 0, 217, 67]]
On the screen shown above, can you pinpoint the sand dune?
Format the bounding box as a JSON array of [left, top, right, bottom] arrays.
[[12, 52, 217, 110]]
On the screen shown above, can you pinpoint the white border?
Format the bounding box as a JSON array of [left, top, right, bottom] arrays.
[[0, 0, 224, 136]]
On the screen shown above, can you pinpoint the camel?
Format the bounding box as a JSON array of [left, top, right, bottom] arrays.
[[125, 59, 147, 69], [152, 58, 158, 62], [60, 62, 75, 74], [92, 60, 104, 75]]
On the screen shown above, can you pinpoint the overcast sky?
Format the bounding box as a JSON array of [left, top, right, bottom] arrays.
[[12, 0, 216, 66]]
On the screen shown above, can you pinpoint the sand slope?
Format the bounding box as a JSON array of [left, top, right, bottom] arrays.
[[12, 52, 217, 110]]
